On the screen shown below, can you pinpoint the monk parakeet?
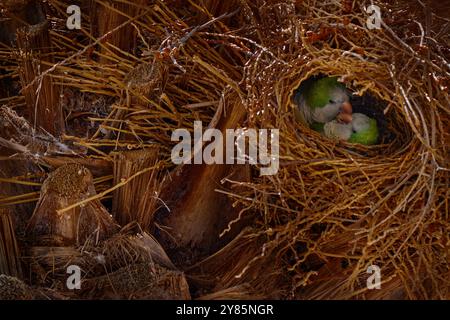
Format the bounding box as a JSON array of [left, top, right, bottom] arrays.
[[323, 113, 379, 145], [294, 76, 353, 128]]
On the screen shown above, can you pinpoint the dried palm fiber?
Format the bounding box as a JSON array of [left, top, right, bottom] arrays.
[[31, 287, 69, 300], [43, 0, 242, 144], [0, 0, 44, 44], [1, 0, 448, 299], [111, 147, 162, 228], [37, 155, 113, 177], [27, 1, 253, 258], [0, 156, 37, 226], [0, 274, 32, 300], [0, 106, 33, 143], [26, 164, 118, 246], [28, 246, 83, 286], [0, 106, 110, 213], [0, 208, 23, 278], [0, 161, 38, 231], [0, 5, 24, 104], [15, 0, 237, 159], [29, 230, 172, 280], [123, 62, 168, 97], [1, 267, 68, 300], [94, 0, 147, 64], [197, 284, 265, 300], [13, 4, 64, 136], [0, 0, 29, 10], [0, 105, 112, 177], [81, 262, 190, 299], [97, 1, 253, 259]]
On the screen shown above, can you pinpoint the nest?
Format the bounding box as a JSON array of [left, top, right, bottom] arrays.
[[0, 0, 448, 300]]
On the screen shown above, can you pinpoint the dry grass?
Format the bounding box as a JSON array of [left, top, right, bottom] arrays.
[[112, 147, 163, 228]]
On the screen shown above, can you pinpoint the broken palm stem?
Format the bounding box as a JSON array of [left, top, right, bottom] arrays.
[[27, 164, 118, 245]]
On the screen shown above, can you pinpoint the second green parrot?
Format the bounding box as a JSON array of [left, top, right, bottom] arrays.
[[323, 113, 379, 145]]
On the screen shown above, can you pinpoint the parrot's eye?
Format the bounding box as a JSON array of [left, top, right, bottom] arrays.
[[329, 99, 335, 103]]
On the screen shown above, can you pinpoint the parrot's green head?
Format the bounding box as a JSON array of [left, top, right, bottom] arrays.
[[348, 113, 379, 145], [324, 113, 379, 146], [295, 76, 353, 125], [304, 77, 346, 108]]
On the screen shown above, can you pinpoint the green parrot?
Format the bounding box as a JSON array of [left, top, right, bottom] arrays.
[[323, 113, 379, 145], [294, 76, 353, 127]]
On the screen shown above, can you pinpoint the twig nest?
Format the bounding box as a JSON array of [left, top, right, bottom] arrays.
[[27, 164, 118, 246], [0, 275, 32, 300]]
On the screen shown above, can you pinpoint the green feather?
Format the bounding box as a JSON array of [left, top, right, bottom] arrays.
[[348, 118, 379, 145], [304, 77, 345, 109], [310, 122, 325, 133]]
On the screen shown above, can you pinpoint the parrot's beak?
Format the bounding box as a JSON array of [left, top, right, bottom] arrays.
[[337, 101, 353, 124]]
